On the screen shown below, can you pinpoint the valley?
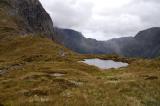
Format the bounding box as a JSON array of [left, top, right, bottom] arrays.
[[0, 0, 160, 106], [0, 34, 160, 106]]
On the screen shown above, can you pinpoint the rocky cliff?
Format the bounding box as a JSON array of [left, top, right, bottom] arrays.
[[2, 0, 54, 39]]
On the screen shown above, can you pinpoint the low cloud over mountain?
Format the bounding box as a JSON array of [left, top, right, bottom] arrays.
[[40, 0, 160, 40]]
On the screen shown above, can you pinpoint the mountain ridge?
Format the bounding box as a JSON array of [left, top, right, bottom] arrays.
[[1, 0, 160, 58], [1, 0, 160, 105], [54, 27, 160, 58]]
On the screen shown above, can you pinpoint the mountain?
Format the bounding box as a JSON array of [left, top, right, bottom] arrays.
[[54, 27, 160, 58], [1, 0, 160, 106], [0, 0, 54, 39], [54, 28, 112, 54], [2, 0, 159, 58], [0, 0, 78, 60], [110, 27, 160, 58], [134, 27, 160, 57]]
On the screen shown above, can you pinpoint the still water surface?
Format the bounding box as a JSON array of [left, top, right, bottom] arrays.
[[81, 58, 128, 69]]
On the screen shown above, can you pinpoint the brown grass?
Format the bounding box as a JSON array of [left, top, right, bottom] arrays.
[[0, 5, 160, 106]]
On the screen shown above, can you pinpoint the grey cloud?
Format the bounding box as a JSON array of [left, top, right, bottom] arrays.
[[40, 0, 93, 28], [40, 0, 160, 40]]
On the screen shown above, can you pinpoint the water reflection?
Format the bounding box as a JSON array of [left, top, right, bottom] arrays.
[[81, 58, 128, 69]]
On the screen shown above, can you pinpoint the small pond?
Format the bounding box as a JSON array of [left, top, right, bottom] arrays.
[[80, 58, 128, 69]]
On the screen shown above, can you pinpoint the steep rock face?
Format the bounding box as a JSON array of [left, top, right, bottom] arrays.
[[104, 27, 160, 58], [134, 27, 160, 57], [135, 27, 160, 44], [5, 0, 54, 39]]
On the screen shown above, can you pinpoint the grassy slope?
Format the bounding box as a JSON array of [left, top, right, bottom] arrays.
[[0, 3, 160, 106]]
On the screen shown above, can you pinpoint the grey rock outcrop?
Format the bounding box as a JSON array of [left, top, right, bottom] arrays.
[[6, 0, 54, 39]]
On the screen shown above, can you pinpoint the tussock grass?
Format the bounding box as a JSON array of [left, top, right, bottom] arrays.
[[0, 34, 160, 106], [0, 5, 160, 106]]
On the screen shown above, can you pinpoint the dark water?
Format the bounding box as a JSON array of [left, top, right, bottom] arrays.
[[81, 58, 128, 69]]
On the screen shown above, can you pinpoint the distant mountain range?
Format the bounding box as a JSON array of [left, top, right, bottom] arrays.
[[54, 27, 160, 58], [1, 0, 160, 105], [2, 0, 160, 58]]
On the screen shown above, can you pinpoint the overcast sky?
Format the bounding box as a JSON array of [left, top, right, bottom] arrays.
[[40, 0, 160, 40]]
